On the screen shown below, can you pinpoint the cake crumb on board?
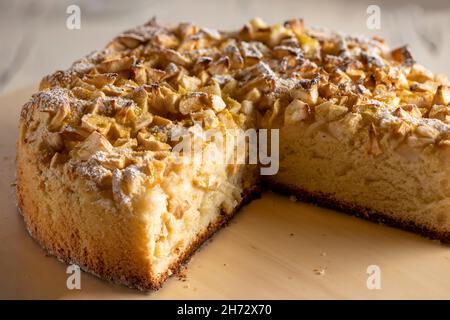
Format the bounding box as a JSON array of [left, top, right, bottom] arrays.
[[177, 266, 188, 282], [313, 267, 326, 276]]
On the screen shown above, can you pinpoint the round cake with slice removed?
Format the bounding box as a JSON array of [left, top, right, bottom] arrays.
[[17, 17, 450, 290]]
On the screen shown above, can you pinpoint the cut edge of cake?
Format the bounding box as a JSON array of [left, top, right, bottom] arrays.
[[268, 181, 450, 243]]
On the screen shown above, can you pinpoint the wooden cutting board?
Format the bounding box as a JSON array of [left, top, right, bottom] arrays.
[[1, 86, 450, 299]]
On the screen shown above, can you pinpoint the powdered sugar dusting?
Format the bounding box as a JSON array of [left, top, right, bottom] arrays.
[[34, 88, 70, 113]]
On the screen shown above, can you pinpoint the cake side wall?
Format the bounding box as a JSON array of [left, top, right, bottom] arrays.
[[267, 123, 450, 239], [16, 112, 160, 289]]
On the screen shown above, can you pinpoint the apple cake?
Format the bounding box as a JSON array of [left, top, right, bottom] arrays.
[[16, 18, 450, 290]]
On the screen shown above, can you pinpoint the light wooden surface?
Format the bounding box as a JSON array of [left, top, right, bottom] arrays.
[[1, 86, 450, 300], [1, 0, 450, 300]]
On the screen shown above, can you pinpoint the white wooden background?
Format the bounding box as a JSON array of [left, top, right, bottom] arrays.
[[0, 0, 449, 94]]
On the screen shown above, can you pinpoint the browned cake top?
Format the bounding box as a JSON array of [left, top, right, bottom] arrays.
[[21, 18, 450, 180]]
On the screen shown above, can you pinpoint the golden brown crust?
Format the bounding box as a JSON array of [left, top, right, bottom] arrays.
[[267, 180, 450, 243]]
